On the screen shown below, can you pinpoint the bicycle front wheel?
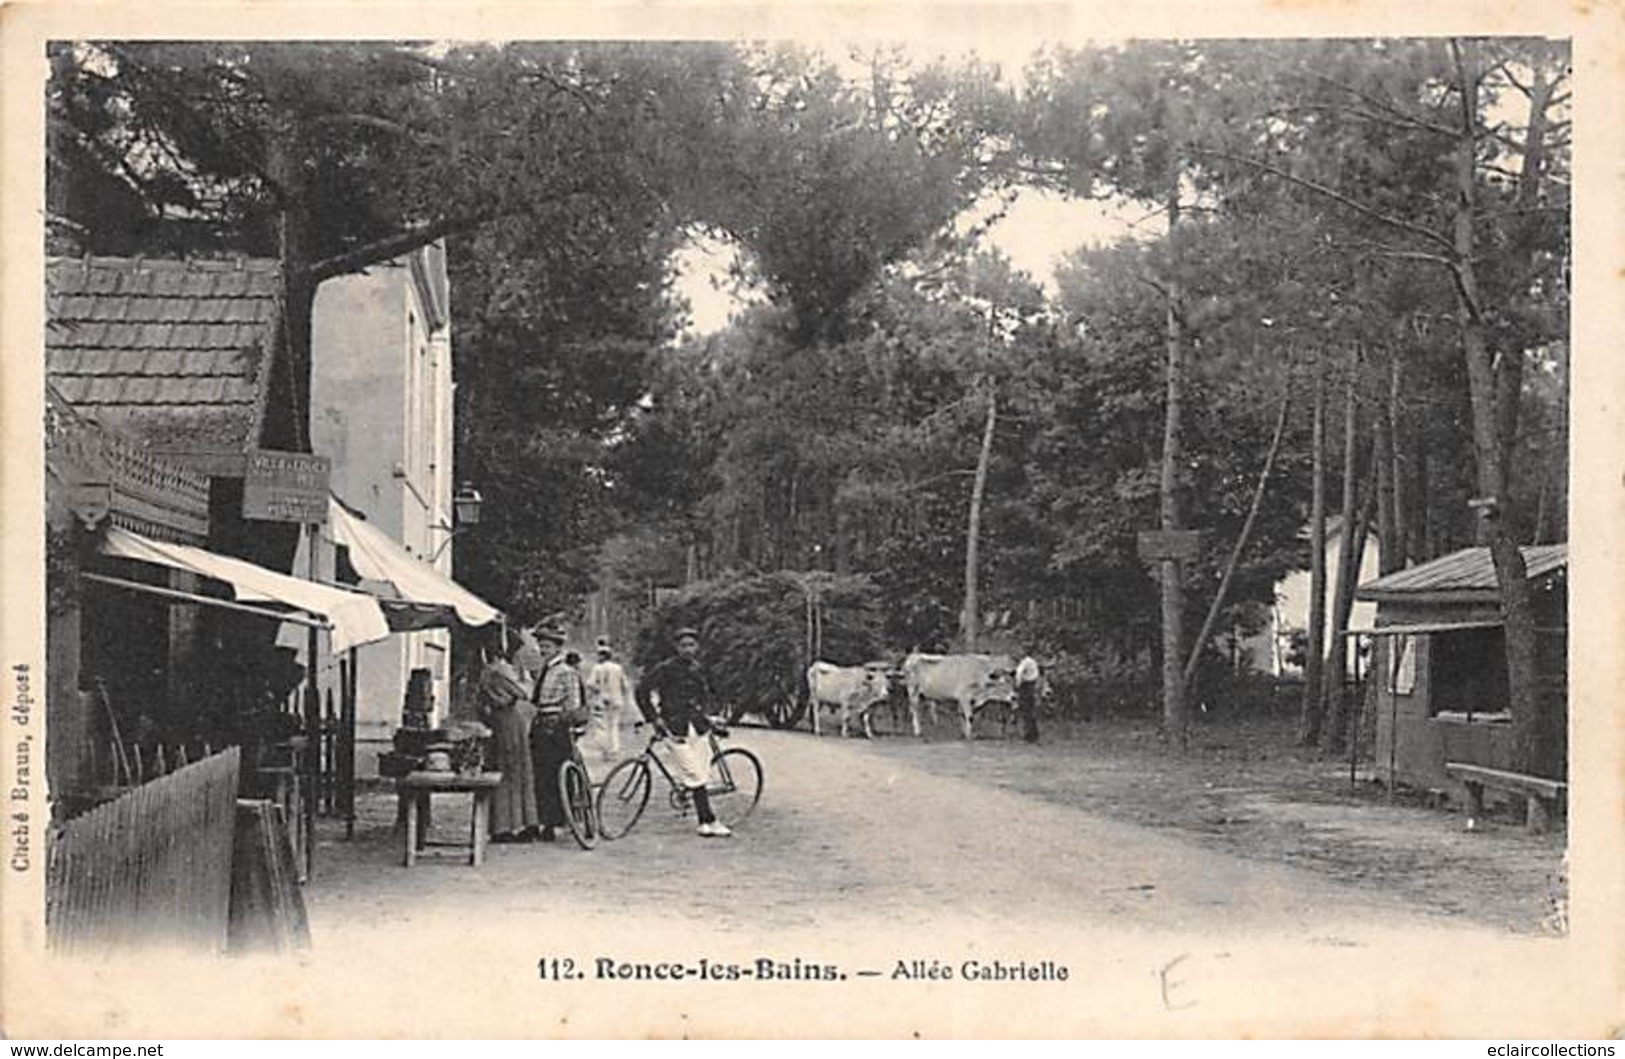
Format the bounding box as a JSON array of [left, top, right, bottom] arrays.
[[595, 757, 652, 840], [705, 747, 763, 827], [559, 759, 598, 850]]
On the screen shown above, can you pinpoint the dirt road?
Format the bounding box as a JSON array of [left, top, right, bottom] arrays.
[[269, 727, 1597, 1038]]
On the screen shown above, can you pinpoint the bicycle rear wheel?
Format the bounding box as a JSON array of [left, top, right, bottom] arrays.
[[559, 758, 598, 849], [595, 757, 652, 840], [705, 747, 762, 827]]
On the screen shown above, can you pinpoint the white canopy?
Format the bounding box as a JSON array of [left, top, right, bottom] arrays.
[[326, 498, 501, 628], [100, 525, 391, 653]]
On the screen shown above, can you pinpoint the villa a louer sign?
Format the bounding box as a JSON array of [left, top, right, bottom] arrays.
[[242, 450, 330, 524]]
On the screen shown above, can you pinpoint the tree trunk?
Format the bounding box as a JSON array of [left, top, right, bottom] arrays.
[[1449, 39, 1551, 776], [1323, 468, 1376, 756], [1159, 175, 1188, 752], [1324, 430, 1379, 761], [1532, 455, 1551, 546], [1299, 346, 1329, 747], [1388, 356, 1409, 569], [1320, 355, 1362, 754], [1375, 354, 1401, 576], [267, 133, 315, 453], [1183, 393, 1290, 697], [1416, 445, 1434, 562], [960, 381, 996, 653]]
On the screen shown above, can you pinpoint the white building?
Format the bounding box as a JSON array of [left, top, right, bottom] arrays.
[[1238, 517, 1380, 677], [310, 243, 460, 767]]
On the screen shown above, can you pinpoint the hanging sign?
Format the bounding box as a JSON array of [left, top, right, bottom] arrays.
[[1136, 529, 1204, 562], [243, 450, 330, 524]]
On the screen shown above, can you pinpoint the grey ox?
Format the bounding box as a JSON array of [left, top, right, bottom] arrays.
[[806, 661, 894, 739], [902, 652, 1016, 740]]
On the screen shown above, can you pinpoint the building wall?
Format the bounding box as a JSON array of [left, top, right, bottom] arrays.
[[1237, 529, 1381, 677], [311, 246, 454, 776], [1371, 596, 1567, 799]]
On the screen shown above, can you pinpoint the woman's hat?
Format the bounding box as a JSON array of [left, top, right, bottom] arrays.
[[533, 622, 567, 644]]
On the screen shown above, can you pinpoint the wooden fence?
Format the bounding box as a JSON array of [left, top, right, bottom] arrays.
[[47, 747, 240, 954]]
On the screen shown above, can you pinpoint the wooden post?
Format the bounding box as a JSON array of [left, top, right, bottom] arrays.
[[303, 522, 320, 880], [471, 791, 491, 866], [402, 790, 419, 868], [1526, 795, 1551, 835], [342, 647, 357, 839], [1462, 780, 1484, 820]]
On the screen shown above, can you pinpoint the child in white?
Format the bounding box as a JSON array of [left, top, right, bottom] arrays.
[[586, 638, 633, 760]]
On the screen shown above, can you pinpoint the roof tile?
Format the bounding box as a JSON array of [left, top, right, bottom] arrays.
[[223, 298, 260, 323], [53, 377, 89, 402], [138, 322, 175, 348], [149, 268, 186, 297], [177, 349, 217, 375], [143, 349, 186, 375], [188, 299, 224, 324], [192, 377, 228, 403], [46, 255, 282, 452], [86, 267, 118, 296], [68, 321, 110, 347], [85, 377, 122, 403], [221, 378, 258, 403], [121, 269, 154, 297], [214, 270, 247, 298]]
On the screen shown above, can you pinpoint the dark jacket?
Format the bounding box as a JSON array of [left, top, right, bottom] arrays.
[[635, 655, 716, 735]]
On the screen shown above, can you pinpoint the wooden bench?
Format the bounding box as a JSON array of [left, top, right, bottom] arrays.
[[396, 771, 503, 867], [1444, 762, 1567, 835]]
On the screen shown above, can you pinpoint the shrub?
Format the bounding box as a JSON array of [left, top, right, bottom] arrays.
[[633, 570, 884, 719]]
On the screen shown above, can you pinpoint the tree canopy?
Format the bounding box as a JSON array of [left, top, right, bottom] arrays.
[[50, 38, 1569, 756]]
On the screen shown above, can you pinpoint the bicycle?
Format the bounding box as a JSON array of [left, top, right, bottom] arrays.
[[594, 720, 763, 840], [556, 720, 599, 849]]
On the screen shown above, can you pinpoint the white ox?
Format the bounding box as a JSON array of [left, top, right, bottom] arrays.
[[806, 662, 893, 739], [902, 652, 1016, 740]]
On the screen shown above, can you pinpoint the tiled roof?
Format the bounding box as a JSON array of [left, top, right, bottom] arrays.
[[1357, 544, 1568, 599], [47, 256, 281, 451]]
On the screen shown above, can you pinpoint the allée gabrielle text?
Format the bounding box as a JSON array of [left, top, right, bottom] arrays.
[[539, 956, 1071, 983]]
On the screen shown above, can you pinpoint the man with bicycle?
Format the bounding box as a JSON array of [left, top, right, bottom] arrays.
[[635, 626, 732, 838], [530, 621, 585, 843]]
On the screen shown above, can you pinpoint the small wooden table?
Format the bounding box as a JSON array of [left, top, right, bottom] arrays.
[[396, 771, 503, 867]]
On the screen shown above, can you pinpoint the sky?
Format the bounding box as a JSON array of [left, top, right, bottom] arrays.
[[674, 187, 1147, 337], [669, 34, 1156, 337]]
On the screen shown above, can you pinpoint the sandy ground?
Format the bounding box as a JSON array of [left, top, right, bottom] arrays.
[[15, 715, 1605, 1039], [243, 718, 1593, 1038], [856, 707, 1570, 935]]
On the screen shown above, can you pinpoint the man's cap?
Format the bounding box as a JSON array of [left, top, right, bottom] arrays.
[[673, 626, 700, 641]]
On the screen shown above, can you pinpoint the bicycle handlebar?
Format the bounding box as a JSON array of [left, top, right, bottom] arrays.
[[632, 719, 730, 741]]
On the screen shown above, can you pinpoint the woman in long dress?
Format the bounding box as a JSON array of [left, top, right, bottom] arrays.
[[479, 634, 541, 842]]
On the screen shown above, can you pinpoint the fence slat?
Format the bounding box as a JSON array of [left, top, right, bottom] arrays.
[[47, 747, 241, 953]]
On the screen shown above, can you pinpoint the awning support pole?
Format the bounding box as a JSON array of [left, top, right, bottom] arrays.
[[81, 572, 329, 628], [304, 521, 321, 883]]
